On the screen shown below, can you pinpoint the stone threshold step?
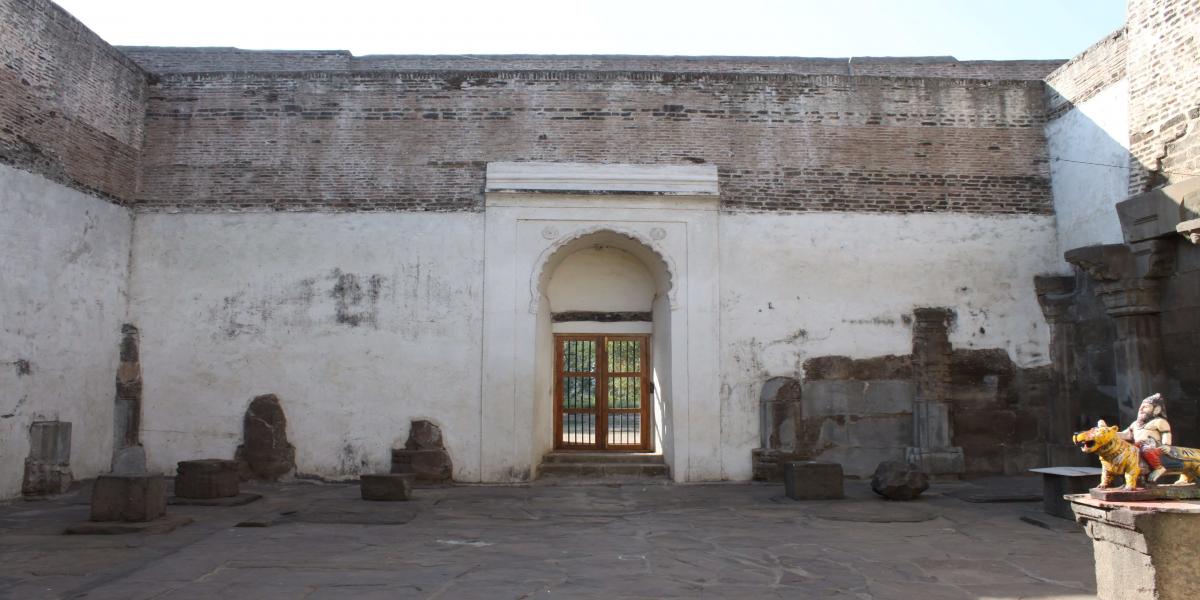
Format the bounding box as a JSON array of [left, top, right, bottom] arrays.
[[541, 452, 666, 464], [538, 463, 670, 478]]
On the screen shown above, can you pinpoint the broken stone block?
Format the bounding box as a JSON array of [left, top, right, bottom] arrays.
[[871, 460, 930, 501], [405, 420, 445, 450], [91, 474, 167, 522], [391, 420, 453, 484], [22, 421, 73, 497], [175, 459, 240, 499], [783, 461, 844, 500], [360, 473, 414, 501], [235, 394, 296, 481]]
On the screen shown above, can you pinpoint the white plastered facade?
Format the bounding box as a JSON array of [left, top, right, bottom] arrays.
[[480, 163, 722, 482]]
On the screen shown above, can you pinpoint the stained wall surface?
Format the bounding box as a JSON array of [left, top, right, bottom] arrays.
[[0, 164, 131, 498], [128, 213, 485, 481], [718, 213, 1060, 478], [1044, 28, 1130, 259]]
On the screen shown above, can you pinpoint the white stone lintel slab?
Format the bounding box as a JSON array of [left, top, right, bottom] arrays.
[[552, 321, 653, 334], [486, 162, 719, 195]]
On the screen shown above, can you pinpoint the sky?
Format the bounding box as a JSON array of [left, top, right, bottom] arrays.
[[54, 0, 1127, 61]]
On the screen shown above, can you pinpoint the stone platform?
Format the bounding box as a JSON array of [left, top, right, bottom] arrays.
[[0, 477, 1096, 598]]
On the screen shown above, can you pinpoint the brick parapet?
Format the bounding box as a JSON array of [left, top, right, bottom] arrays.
[[1044, 28, 1127, 121], [137, 70, 1052, 214], [0, 0, 148, 203], [118, 47, 1063, 80], [1125, 0, 1200, 193]]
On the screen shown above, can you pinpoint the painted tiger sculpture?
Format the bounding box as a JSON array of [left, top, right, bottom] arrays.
[[1073, 421, 1200, 490]]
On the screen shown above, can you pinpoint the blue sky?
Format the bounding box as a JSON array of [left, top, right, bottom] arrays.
[[56, 0, 1126, 60]]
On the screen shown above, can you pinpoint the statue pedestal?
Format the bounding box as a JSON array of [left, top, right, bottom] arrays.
[[1068, 495, 1200, 600]]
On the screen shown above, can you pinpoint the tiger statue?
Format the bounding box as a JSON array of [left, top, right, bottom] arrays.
[[1072, 420, 1200, 490]]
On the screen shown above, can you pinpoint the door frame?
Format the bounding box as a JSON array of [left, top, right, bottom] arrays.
[[553, 333, 652, 452]]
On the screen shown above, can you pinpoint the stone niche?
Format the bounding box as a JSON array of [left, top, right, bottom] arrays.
[[751, 377, 804, 482]]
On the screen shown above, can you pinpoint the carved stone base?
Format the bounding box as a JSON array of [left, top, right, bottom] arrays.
[[751, 448, 804, 482], [904, 446, 964, 476], [1089, 484, 1200, 502], [1069, 495, 1200, 600]]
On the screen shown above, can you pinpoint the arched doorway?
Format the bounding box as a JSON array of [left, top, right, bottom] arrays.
[[532, 230, 674, 458]]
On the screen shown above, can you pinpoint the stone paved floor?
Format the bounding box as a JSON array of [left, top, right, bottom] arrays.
[[0, 477, 1096, 599]]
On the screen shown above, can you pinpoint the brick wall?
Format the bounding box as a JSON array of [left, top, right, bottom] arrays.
[[1126, 0, 1200, 193], [119, 48, 1062, 80], [1044, 28, 1127, 121], [137, 69, 1052, 213], [0, 0, 147, 203]]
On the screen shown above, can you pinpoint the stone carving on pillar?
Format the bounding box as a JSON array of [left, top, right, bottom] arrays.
[[1065, 241, 1175, 425], [1177, 218, 1200, 245], [751, 377, 804, 482], [905, 308, 965, 476], [1035, 275, 1089, 466], [112, 324, 146, 474]]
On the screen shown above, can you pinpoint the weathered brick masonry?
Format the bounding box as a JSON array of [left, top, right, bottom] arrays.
[[1044, 28, 1127, 120], [0, 0, 147, 203], [1126, 0, 1200, 192], [119, 48, 1062, 80], [134, 68, 1054, 213]]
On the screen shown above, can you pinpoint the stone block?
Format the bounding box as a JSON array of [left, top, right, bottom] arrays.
[[91, 474, 167, 522], [391, 448, 453, 484], [862, 380, 916, 414], [21, 459, 72, 496], [783, 461, 844, 500], [175, 459, 240, 499], [28, 421, 71, 464], [871, 460, 930, 500], [360, 473, 414, 501], [751, 448, 804, 482]]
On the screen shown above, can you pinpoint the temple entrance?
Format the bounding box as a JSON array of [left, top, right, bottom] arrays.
[[555, 334, 652, 451]]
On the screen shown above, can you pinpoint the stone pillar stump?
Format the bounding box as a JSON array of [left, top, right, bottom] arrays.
[[783, 461, 844, 500], [175, 459, 240, 499], [91, 474, 167, 522], [1069, 495, 1200, 600], [361, 473, 414, 501]]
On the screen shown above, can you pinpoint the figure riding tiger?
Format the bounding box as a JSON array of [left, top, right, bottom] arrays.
[[1072, 394, 1200, 490]]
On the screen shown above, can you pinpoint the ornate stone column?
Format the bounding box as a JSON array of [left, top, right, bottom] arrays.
[[1035, 275, 1087, 465], [1065, 240, 1175, 425], [905, 308, 964, 476]]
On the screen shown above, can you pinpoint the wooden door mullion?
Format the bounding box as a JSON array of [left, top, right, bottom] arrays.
[[596, 334, 608, 451]]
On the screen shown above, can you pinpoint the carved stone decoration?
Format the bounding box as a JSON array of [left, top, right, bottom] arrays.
[[649, 227, 667, 240], [235, 394, 296, 481], [1177, 218, 1200, 245], [391, 420, 453, 484], [1065, 241, 1175, 424], [1034, 276, 1089, 466], [905, 308, 965, 476], [751, 377, 805, 482], [541, 225, 559, 240], [112, 324, 146, 474], [22, 421, 73, 497]]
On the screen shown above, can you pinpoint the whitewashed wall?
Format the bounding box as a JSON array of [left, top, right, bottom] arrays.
[[717, 213, 1060, 480], [0, 165, 131, 498], [129, 213, 485, 481], [1045, 80, 1130, 261]]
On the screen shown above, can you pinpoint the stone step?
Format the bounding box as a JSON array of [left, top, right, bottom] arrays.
[[540, 452, 665, 465], [537, 462, 670, 479]]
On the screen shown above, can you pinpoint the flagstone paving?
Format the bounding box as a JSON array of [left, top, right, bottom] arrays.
[[0, 477, 1096, 599]]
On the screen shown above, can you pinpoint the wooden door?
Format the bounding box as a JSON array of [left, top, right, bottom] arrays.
[[554, 334, 651, 452]]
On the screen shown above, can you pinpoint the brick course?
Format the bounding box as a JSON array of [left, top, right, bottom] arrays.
[[0, 0, 147, 203], [1126, 0, 1200, 192], [1044, 28, 1127, 121], [137, 70, 1052, 214]]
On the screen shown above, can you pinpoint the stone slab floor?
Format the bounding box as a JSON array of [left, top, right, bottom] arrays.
[[0, 477, 1096, 599]]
